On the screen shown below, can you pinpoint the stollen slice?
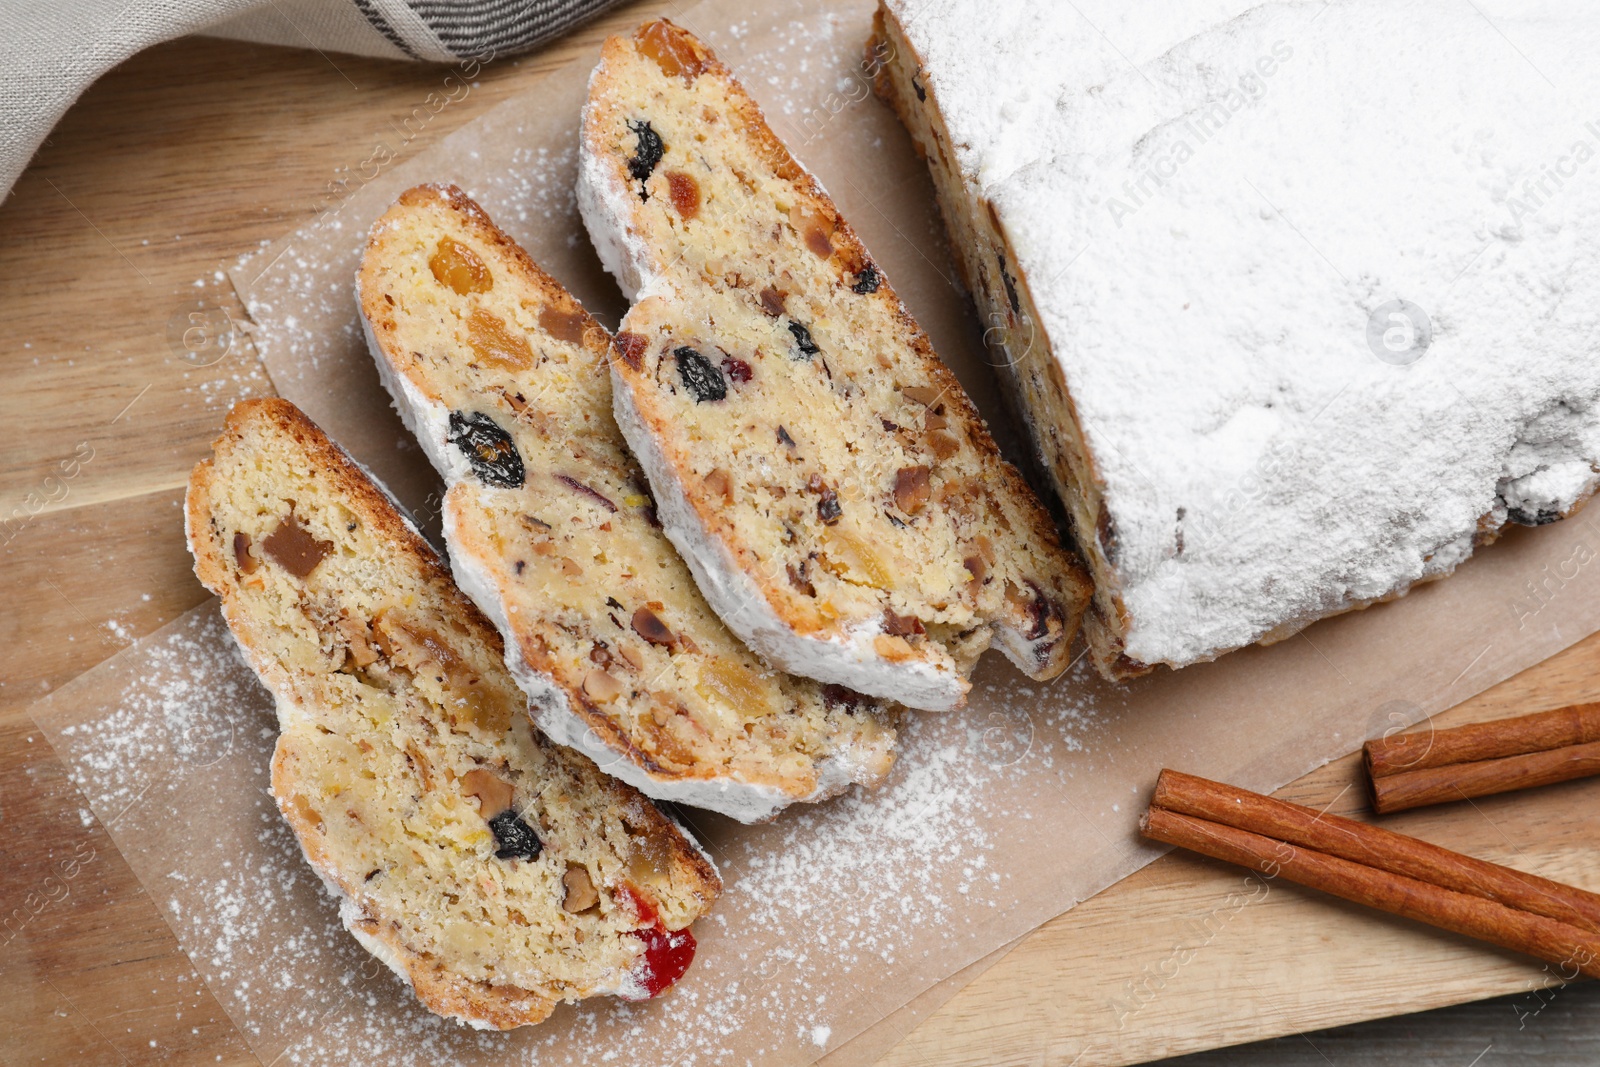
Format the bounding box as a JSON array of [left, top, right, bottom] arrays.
[[357, 183, 897, 823], [578, 19, 1092, 711], [186, 397, 719, 1030]]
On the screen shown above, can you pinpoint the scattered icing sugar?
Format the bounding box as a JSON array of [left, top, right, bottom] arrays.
[[887, 0, 1600, 670], [39, 605, 1121, 1067]]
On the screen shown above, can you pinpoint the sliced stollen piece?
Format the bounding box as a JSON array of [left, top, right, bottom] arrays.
[[577, 20, 1092, 711], [357, 183, 896, 823], [186, 397, 719, 1030]]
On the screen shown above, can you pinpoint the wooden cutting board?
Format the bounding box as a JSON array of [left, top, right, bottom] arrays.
[[4, 6, 1598, 1065]]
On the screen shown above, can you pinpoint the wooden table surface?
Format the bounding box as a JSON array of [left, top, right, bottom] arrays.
[[4, 7, 1600, 1065]]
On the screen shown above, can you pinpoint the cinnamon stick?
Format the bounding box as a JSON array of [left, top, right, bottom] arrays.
[[1365, 703, 1600, 814], [1152, 769, 1600, 932], [1142, 770, 1600, 978], [1370, 740, 1600, 814]]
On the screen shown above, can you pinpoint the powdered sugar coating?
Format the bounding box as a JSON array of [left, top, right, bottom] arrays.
[[888, 0, 1600, 669]]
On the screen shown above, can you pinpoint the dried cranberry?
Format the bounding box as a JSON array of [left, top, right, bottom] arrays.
[[556, 474, 618, 512], [487, 809, 543, 861], [448, 411, 524, 489], [675, 346, 726, 402], [628, 924, 697, 998], [787, 320, 820, 360], [817, 486, 842, 525], [721, 355, 753, 383], [850, 263, 881, 294], [626, 119, 665, 192]]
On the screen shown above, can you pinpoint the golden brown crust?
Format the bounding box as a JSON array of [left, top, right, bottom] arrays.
[[186, 398, 719, 1028]]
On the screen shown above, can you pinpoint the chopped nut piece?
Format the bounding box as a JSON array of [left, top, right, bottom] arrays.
[[559, 556, 584, 577], [460, 768, 515, 815], [583, 668, 624, 702], [759, 286, 787, 316], [263, 514, 332, 578], [233, 531, 258, 574], [902, 384, 942, 406], [702, 468, 733, 504], [790, 201, 834, 258], [631, 606, 677, 648], [336, 614, 380, 667], [562, 864, 600, 912], [893, 465, 932, 514], [927, 429, 961, 461]]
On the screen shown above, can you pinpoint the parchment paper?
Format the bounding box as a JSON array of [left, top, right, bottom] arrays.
[[32, 0, 1600, 1064]]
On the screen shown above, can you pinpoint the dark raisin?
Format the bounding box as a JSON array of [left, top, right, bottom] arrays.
[[776, 425, 796, 448], [787, 320, 820, 360], [1023, 581, 1063, 642], [447, 411, 524, 489], [1507, 506, 1563, 526], [556, 474, 618, 512], [998, 255, 1021, 314], [850, 263, 881, 294], [675, 346, 726, 402], [822, 684, 871, 714], [488, 809, 543, 861], [626, 119, 665, 192], [787, 562, 816, 597], [514, 560, 526, 575], [606, 597, 625, 611], [912, 71, 927, 102], [759, 286, 787, 316], [721, 356, 753, 384], [817, 486, 842, 525]]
